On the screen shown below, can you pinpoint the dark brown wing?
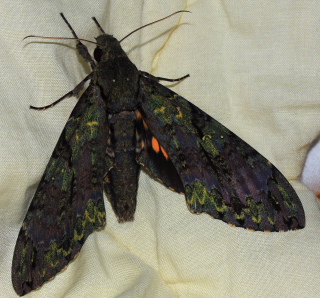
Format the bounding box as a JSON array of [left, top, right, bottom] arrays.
[[137, 75, 305, 232], [12, 84, 113, 296]]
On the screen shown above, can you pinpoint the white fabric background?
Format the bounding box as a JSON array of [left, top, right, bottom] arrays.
[[302, 139, 320, 199], [1, 1, 319, 297]]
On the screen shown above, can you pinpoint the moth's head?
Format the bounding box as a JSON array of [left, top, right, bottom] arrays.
[[94, 34, 125, 62]]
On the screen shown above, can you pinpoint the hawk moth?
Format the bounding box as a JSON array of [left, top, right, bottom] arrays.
[[12, 11, 305, 296]]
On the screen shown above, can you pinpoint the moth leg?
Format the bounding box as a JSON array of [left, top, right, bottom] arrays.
[[92, 17, 105, 34], [140, 71, 189, 82], [59, 13, 96, 70], [30, 74, 92, 110]]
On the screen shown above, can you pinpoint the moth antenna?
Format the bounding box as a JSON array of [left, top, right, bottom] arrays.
[[92, 17, 106, 34], [25, 13, 98, 70], [119, 10, 191, 42], [23, 35, 97, 45], [23, 13, 97, 45]]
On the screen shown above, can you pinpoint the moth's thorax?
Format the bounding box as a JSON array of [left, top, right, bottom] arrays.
[[94, 34, 141, 113]]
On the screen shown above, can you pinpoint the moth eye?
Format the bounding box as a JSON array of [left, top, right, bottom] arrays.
[[94, 47, 103, 62]]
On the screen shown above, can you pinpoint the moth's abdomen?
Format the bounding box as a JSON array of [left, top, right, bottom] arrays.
[[104, 111, 140, 222]]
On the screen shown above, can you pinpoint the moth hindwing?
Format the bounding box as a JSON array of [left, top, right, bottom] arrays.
[[12, 12, 305, 296]]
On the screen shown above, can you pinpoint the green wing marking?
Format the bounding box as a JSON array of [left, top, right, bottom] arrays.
[[139, 76, 305, 232], [12, 85, 112, 296]]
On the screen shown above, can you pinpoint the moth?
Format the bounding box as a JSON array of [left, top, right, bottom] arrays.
[[12, 11, 305, 296]]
